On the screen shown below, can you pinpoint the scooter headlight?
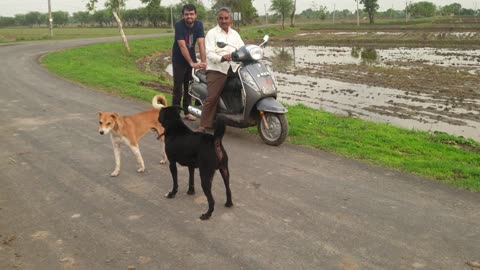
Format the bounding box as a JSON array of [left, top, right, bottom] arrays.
[[239, 68, 260, 92], [247, 45, 264, 61]]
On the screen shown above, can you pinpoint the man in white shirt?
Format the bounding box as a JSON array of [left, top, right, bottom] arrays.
[[197, 7, 245, 132]]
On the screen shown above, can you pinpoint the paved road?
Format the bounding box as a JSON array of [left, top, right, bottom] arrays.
[[1, 37, 479, 270]]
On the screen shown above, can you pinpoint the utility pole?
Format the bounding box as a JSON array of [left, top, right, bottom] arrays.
[[405, 0, 408, 23], [475, 1, 478, 22], [332, 4, 336, 24], [48, 0, 53, 37], [264, 2, 268, 24], [170, 5, 174, 30], [356, 0, 360, 26]]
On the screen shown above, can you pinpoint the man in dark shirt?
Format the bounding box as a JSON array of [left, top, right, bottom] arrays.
[[172, 4, 206, 121]]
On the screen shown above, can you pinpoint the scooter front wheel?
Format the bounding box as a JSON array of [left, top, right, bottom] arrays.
[[258, 113, 288, 146]]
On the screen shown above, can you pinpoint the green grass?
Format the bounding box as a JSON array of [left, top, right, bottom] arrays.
[[42, 34, 480, 192], [287, 105, 480, 190], [43, 37, 174, 102], [0, 27, 170, 43]]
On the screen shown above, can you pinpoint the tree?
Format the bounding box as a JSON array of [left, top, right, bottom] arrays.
[[338, 9, 353, 18], [359, 0, 378, 24], [140, 0, 166, 27], [300, 5, 328, 20], [72, 11, 91, 26], [105, 0, 127, 16], [25, 11, 42, 27], [270, 0, 293, 29], [52, 11, 69, 27], [212, 0, 257, 23], [91, 9, 113, 27], [408, 1, 436, 17], [460, 8, 476, 16], [289, 0, 296, 27], [0, 16, 16, 27], [14, 14, 27, 26], [86, 0, 127, 17], [380, 8, 403, 18], [123, 8, 148, 26], [39, 13, 48, 25], [441, 3, 462, 15]]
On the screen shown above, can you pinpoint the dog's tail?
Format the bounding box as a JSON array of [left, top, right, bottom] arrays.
[[214, 117, 226, 139], [152, 94, 168, 109]]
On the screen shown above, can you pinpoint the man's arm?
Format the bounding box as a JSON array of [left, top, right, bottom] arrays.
[[197, 37, 207, 68], [206, 30, 223, 63], [177, 40, 198, 68]]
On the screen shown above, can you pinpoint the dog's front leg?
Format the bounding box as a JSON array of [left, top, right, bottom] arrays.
[[166, 162, 178, 198], [159, 139, 167, 164], [111, 135, 121, 177], [187, 166, 195, 195], [128, 144, 145, 173]]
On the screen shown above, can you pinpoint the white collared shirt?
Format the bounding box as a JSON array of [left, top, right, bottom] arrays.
[[205, 25, 245, 74]]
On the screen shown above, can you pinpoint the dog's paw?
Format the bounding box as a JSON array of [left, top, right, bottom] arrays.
[[165, 191, 176, 198], [200, 213, 211, 220], [187, 188, 195, 195], [137, 167, 145, 173], [160, 159, 167, 164], [225, 201, 233, 208], [110, 171, 119, 177]]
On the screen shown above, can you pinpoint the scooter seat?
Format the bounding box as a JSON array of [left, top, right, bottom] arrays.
[[195, 69, 208, 84]]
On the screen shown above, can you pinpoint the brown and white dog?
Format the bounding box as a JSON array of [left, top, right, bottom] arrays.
[[98, 94, 168, 176]]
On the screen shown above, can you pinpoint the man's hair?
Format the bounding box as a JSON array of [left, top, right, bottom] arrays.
[[182, 4, 196, 14], [216, 7, 231, 16]]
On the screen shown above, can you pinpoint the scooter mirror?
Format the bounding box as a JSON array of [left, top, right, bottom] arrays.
[[263, 35, 269, 43], [216, 41, 227, 48]]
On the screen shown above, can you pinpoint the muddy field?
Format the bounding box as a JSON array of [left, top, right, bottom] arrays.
[[139, 29, 480, 141]]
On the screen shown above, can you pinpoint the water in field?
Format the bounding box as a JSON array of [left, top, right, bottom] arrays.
[[263, 46, 480, 73], [262, 45, 480, 141], [163, 45, 480, 141]]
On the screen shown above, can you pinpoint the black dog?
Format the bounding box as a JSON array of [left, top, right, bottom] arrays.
[[158, 106, 233, 220]]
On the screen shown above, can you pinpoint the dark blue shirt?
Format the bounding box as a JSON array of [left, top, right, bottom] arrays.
[[172, 20, 205, 65]]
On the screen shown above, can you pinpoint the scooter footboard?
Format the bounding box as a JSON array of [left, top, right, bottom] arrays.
[[256, 97, 288, 113]]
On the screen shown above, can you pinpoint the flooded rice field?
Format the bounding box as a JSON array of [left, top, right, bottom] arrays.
[[263, 46, 480, 74], [157, 43, 480, 141], [262, 45, 480, 141]]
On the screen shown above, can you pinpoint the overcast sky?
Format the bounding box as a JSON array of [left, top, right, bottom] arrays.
[[1, 0, 478, 17]]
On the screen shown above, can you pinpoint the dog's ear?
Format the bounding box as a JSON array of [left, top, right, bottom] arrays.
[[111, 113, 122, 129], [97, 111, 103, 117]]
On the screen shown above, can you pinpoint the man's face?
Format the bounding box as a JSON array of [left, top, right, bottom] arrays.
[[217, 11, 231, 31], [183, 9, 197, 25]]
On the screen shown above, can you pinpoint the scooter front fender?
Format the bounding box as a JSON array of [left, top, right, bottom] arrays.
[[256, 97, 288, 113]]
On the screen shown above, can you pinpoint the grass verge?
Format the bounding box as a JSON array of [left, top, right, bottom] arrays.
[[42, 35, 480, 192], [0, 27, 171, 43]]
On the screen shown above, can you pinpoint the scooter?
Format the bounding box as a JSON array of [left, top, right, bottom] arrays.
[[188, 35, 288, 146]]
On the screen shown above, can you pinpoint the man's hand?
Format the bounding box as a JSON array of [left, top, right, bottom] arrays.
[[222, 53, 232, 62], [191, 62, 206, 69]]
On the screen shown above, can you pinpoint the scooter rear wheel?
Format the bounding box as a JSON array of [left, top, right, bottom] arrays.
[[258, 113, 288, 146]]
